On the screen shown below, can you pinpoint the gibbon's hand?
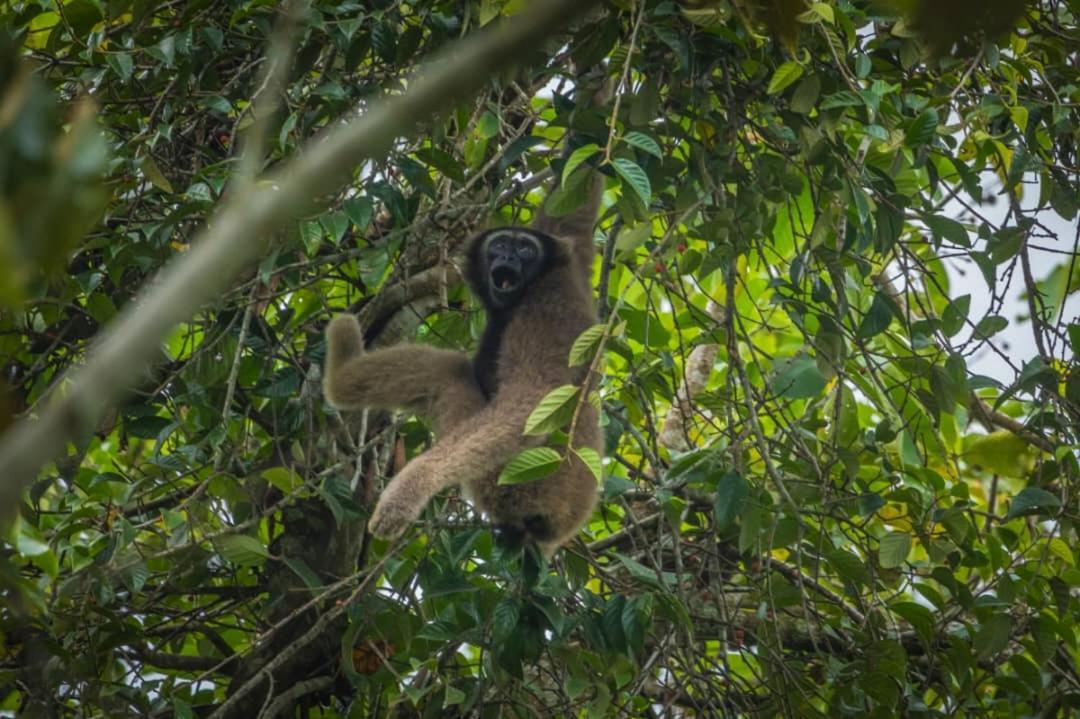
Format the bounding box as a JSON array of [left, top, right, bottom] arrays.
[[367, 459, 434, 539]]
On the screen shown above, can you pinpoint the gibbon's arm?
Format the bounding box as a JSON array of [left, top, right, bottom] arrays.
[[532, 72, 611, 273], [367, 390, 543, 539], [532, 170, 605, 273], [323, 315, 485, 433]]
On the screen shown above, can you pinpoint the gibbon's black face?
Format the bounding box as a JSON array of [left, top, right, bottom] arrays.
[[466, 229, 559, 311]]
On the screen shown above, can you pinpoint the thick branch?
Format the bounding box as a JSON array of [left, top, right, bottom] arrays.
[[124, 648, 237, 674], [263, 676, 334, 719], [0, 0, 600, 510]]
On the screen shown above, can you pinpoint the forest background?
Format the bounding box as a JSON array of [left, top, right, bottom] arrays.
[[1, 0, 1079, 716]]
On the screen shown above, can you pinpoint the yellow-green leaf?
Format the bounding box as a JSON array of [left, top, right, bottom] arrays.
[[523, 384, 579, 436], [214, 535, 269, 567], [767, 61, 804, 95], [139, 154, 174, 193], [573, 446, 603, 482], [498, 447, 562, 485], [611, 158, 651, 206], [562, 143, 600, 186], [568, 324, 606, 366], [879, 532, 911, 568], [963, 431, 1036, 478], [261, 467, 302, 493], [622, 131, 663, 159], [1009, 105, 1029, 132], [810, 2, 834, 23]]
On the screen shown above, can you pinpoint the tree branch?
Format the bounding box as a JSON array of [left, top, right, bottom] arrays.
[[261, 676, 333, 719]]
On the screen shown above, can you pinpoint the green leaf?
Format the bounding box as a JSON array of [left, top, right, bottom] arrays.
[[173, 699, 194, 719], [875, 203, 903, 252], [283, 556, 324, 590], [767, 61, 804, 95], [106, 52, 133, 81], [611, 157, 651, 206], [713, 472, 748, 530], [973, 315, 1008, 340], [905, 108, 939, 148], [415, 147, 465, 182], [573, 446, 603, 482], [299, 220, 323, 255], [16, 532, 50, 557], [809, 2, 834, 22], [622, 131, 662, 159], [261, 467, 302, 493], [523, 385, 580, 436], [941, 294, 971, 337], [201, 96, 233, 116], [790, 75, 821, 114], [1009, 104, 1029, 132], [562, 143, 600, 186], [214, 535, 269, 567], [825, 549, 871, 587], [820, 90, 863, 109], [544, 166, 591, 217], [343, 196, 373, 230], [497, 135, 545, 173], [566, 676, 589, 699], [879, 532, 911, 568], [139, 155, 174, 194], [321, 212, 349, 245], [85, 293, 116, 323], [568, 324, 606, 366], [149, 34, 176, 67], [1069, 323, 1080, 356], [492, 597, 520, 641], [497, 447, 562, 485], [974, 613, 1011, 660], [857, 292, 896, 339], [771, 356, 827, 399], [120, 560, 150, 594], [1006, 487, 1062, 519], [614, 222, 651, 257], [890, 601, 935, 645], [964, 431, 1035, 477], [614, 553, 674, 589], [925, 215, 969, 248], [444, 685, 466, 706], [477, 111, 500, 139]]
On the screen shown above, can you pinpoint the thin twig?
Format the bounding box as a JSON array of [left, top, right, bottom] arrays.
[[602, 2, 645, 163]]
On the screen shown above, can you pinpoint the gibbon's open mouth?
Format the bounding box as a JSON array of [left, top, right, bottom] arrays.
[[491, 266, 521, 292]]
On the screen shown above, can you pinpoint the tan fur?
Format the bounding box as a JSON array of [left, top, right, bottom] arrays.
[[323, 79, 607, 556], [324, 317, 486, 435]]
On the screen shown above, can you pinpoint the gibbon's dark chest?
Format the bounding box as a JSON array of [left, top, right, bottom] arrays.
[[472, 307, 512, 400]]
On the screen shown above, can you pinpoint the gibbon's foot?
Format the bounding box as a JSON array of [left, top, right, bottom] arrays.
[[367, 483, 421, 539]]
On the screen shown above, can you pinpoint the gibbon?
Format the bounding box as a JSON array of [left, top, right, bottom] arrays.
[[324, 94, 606, 556]]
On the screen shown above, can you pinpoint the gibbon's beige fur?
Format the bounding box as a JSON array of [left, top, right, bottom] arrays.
[[324, 91, 605, 556]]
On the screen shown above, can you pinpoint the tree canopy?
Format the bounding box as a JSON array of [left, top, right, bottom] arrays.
[[1, 0, 1079, 717]]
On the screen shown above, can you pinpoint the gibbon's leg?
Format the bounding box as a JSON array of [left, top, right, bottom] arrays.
[[323, 315, 485, 434], [368, 389, 543, 539]]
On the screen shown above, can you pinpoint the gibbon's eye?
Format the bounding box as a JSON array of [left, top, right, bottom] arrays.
[[516, 242, 537, 260]]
